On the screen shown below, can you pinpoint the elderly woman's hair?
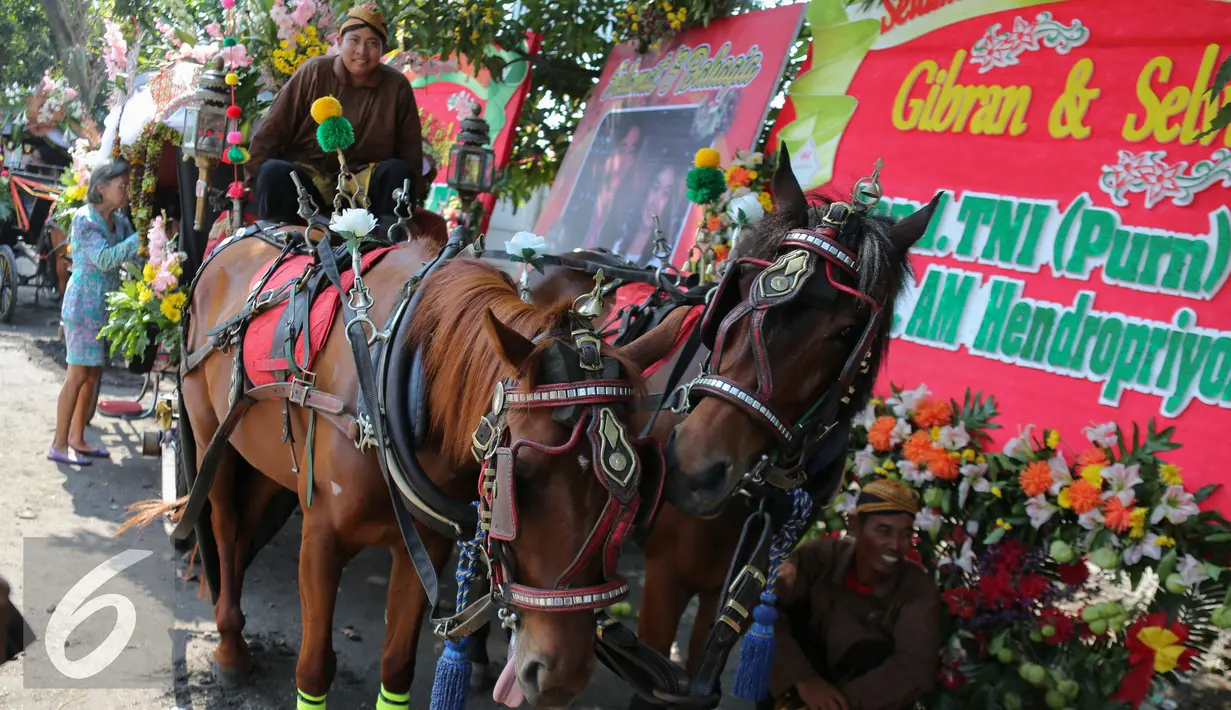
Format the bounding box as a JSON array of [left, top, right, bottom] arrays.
[[86, 159, 130, 205]]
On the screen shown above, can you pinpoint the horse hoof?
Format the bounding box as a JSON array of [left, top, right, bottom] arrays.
[[211, 658, 253, 688]]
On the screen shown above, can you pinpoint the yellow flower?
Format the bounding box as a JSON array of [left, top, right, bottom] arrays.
[[748, 170, 758, 180], [137, 284, 154, 303], [996, 518, 1012, 530], [163, 292, 187, 310], [961, 448, 976, 462], [280, 40, 289, 49], [305, 25, 317, 36], [171, 263, 182, 276], [632, 21, 639, 30], [669, 20, 681, 29], [1080, 464, 1105, 487], [882, 460, 896, 471], [142, 263, 156, 283], [1156, 535, 1175, 547], [976, 455, 986, 464], [161, 301, 182, 323], [1129, 507, 1147, 538], [929, 426, 941, 441], [1058, 487, 1072, 509], [1046, 429, 1061, 448], [869, 397, 882, 405], [294, 33, 306, 43], [677, 6, 686, 16], [990, 486, 1002, 499], [470, 30, 480, 41], [874, 467, 886, 476], [306, 46, 321, 57], [1137, 626, 1187, 674], [757, 191, 773, 213], [1160, 463, 1183, 486]]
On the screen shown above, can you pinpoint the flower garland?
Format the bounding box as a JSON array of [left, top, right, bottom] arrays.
[[124, 122, 182, 256], [616, 0, 691, 53], [814, 385, 1231, 710], [684, 147, 776, 281]]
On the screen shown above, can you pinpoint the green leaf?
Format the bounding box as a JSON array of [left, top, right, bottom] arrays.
[[1204, 561, 1222, 583], [1193, 483, 1221, 503], [983, 527, 1007, 545], [1157, 549, 1178, 581]]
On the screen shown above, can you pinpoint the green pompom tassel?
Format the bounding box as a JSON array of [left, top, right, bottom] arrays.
[[223, 37, 237, 47], [226, 146, 248, 164], [686, 166, 726, 205], [317, 116, 356, 153]]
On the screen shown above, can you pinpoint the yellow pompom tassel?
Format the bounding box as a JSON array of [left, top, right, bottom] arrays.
[[694, 147, 721, 169], [311, 96, 344, 124], [224, 72, 239, 86]]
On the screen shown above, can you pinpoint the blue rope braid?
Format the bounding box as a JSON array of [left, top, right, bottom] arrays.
[[431, 502, 487, 710], [733, 488, 814, 701]]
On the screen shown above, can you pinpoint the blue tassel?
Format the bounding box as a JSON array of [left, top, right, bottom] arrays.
[[733, 592, 778, 701], [430, 637, 472, 710]]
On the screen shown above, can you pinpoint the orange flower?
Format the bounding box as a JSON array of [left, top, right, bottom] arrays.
[[1077, 448, 1109, 468], [903, 431, 936, 465], [1019, 461, 1054, 497], [1103, 497, 1136, 533], [705, 215, 722, 231], [913, 398, 952, 428], [928, 450, 960, 481], [726, 165, 753, 188], [867, 416, 899, 452], [1068, 479, 1102, 514]]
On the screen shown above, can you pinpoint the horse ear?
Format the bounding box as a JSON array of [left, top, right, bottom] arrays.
[[483, 308, 537, 370], [619, 306, 693, 372], [889, 191, 943, 256], [772, 144, 808, 226]]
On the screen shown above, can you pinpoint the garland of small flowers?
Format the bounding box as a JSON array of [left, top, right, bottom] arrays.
[[616, 0, 691, 53], [124, 122, 182, 257]]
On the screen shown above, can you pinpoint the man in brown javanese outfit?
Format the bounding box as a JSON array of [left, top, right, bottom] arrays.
[[761, 478, 942, 710], [1, 575, 34, 667], [247, 4, 423, 227]]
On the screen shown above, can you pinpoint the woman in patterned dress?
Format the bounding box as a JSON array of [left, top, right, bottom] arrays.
[[47, 159, 140, 465]]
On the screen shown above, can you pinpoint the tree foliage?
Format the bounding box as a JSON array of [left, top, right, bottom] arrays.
[[0, 0, 57, 89]]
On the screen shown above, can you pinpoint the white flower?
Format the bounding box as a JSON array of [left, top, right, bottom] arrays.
[[888, 384, 930, 417], [505, 231, 548, 259], [329, 208, 377, 238], [957, 462, 990, 507], [1078, 508, 1105, 531], [1123, 533, 1166, 566], [1002, 424, 1035, 460], [852, 403, 876, 431], [899, 460, 932, 486], [1047, 453, 1072, 495], [1083, 421, 1118, 449], [937, 422, 970, 451], [1150, 485, 1200, 525], [966, 520, 980, 536], [940, 538, 975, 574], [1100, 463, 1143, 505], [890, 418, 912, 447], [727, 193, 765, 224], [1026, 495, 1058, 529], [1179, 554, 1210, 587], [853, 445, 877, 476], [833, 491, 858, 516], [914, 508, 942, 536]]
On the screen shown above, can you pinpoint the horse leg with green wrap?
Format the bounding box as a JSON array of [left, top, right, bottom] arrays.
[[376, 536, 454, 709]]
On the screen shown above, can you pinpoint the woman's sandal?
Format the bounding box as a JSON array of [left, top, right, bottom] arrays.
[[47, 447, 92, 466], [71, 445, 110, 458]]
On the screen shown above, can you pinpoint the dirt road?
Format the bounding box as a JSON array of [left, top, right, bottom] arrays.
[[0, 298, 721, 709]]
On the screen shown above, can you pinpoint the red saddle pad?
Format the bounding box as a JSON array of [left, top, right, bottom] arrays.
[[243, 246, 397, 387]]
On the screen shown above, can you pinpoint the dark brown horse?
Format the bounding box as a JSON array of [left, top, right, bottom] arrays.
[[167, 231, 664, 709], [520, 153, 938, 704]]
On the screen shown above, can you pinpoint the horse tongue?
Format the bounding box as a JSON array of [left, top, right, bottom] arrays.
[[492, 655, 525, 707]]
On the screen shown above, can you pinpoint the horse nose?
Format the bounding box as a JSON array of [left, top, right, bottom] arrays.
[[519, 656, 545, 693], [519, 652, 589, 706]]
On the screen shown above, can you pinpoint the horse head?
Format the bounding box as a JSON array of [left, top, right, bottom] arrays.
[[423, 262, 663, 707], [663, 148, 941, 517]]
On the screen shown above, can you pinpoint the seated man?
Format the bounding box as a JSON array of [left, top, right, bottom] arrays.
[[2, 574, 33, 666], [765, 479, 942, 710], [247, 4, 422, 227]]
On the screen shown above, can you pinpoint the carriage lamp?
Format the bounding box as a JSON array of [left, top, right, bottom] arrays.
[[181, 57, 231, 230], [446, 104, 496, 217]]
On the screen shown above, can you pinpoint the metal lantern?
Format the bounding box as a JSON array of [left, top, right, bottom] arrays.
[[447, 104, 496, 211], [182, 57, 231, 229]]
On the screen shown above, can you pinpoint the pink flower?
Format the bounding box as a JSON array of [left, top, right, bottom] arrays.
[[220, 42, 253, 68], [270, 4, 297, 43], [103, 20, 129, 81], [204, 22, 223, 40], [290, 0, 317, 27], [152, 265, 179, 296]]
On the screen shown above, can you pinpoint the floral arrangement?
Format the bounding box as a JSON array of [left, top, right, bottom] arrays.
[[124, 122, 183, 253], [814, 384, 1231, 710], [616, 0, 692, 53], [249, 0, 334, 91], [0, 168, 13, 223], [1, 72, 93, 143], [98, 214, 187, 363], [51, 139, 106, 226], [684, 147, 775, 280]]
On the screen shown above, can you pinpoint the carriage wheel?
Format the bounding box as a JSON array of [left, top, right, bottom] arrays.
[[0, 245, 17, 324]]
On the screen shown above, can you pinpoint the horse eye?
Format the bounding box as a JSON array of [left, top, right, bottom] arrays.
[[832, 325, 858, 343]]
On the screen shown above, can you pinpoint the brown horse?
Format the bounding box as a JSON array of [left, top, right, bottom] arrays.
[[518, 152, 938, 704], [173, 231, 664, 709]]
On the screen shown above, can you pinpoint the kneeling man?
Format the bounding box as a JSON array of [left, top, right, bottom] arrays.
[[248, 4, 422, 225], [766, 479, 942, 710]]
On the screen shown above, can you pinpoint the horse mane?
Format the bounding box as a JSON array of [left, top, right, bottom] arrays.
[[406, 258, 643, 467], [731, 188, 914, 418]]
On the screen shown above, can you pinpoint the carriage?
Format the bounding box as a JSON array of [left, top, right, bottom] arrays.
[[0, 128, 72, 322]]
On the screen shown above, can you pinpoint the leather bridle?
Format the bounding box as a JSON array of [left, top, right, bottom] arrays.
[[468, 328, 664, 618], [678, 201, 883, 490]]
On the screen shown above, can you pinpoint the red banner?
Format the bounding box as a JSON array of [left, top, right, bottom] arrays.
[[774, 0, 1231, 509], [534, 5, 806, 267]]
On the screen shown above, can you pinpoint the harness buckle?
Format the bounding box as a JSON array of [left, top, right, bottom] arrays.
[[288, 371, 317, 407], [471, 415, 502, 462]]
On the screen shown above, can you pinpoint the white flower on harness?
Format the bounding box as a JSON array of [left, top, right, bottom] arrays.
[[505, 231, 547, 263], [330, 208, 377, 239], [728, 193, 765, 225]]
